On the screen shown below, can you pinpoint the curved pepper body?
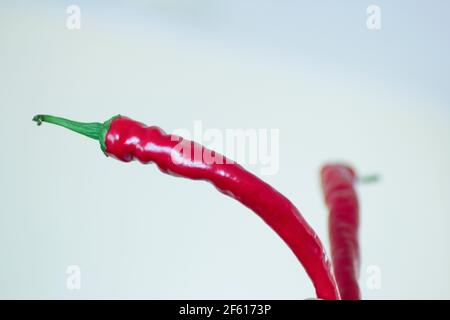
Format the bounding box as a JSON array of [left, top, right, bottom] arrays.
[[106, 117, 339, 299], [321, 164, 360, 300]]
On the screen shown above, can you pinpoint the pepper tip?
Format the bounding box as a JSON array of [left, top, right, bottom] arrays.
[[32, 115, 43, 126]]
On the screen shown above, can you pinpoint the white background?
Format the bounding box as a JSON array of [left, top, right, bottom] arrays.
[[0, 0, 449, 299]]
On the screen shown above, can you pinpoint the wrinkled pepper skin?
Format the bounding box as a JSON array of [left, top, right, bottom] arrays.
[[321, 164, 360, 300], [33, 114, 340, 300]]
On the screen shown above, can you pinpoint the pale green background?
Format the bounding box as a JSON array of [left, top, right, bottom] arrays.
[[0, 0, 449, 299]]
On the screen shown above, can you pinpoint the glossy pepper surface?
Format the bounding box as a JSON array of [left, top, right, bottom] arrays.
[[321, 164, 361, 300], [33, 114, 340, 300]]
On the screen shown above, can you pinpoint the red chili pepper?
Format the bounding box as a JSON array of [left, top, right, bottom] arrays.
[[321, 164, 361, 300], [33, 114, 340, 300]]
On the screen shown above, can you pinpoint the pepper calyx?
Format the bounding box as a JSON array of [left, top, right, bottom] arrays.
[[100, 115, 121, 155]]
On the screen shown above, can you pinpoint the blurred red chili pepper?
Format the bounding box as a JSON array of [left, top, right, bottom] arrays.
[[321, 164, 361, 300], [33, 114, 340, 300]]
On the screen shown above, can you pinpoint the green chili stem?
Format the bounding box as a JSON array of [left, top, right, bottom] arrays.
[[32, 114, 121, 154], [359, 174, 380, 184], [32, 114, 102, 141]]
